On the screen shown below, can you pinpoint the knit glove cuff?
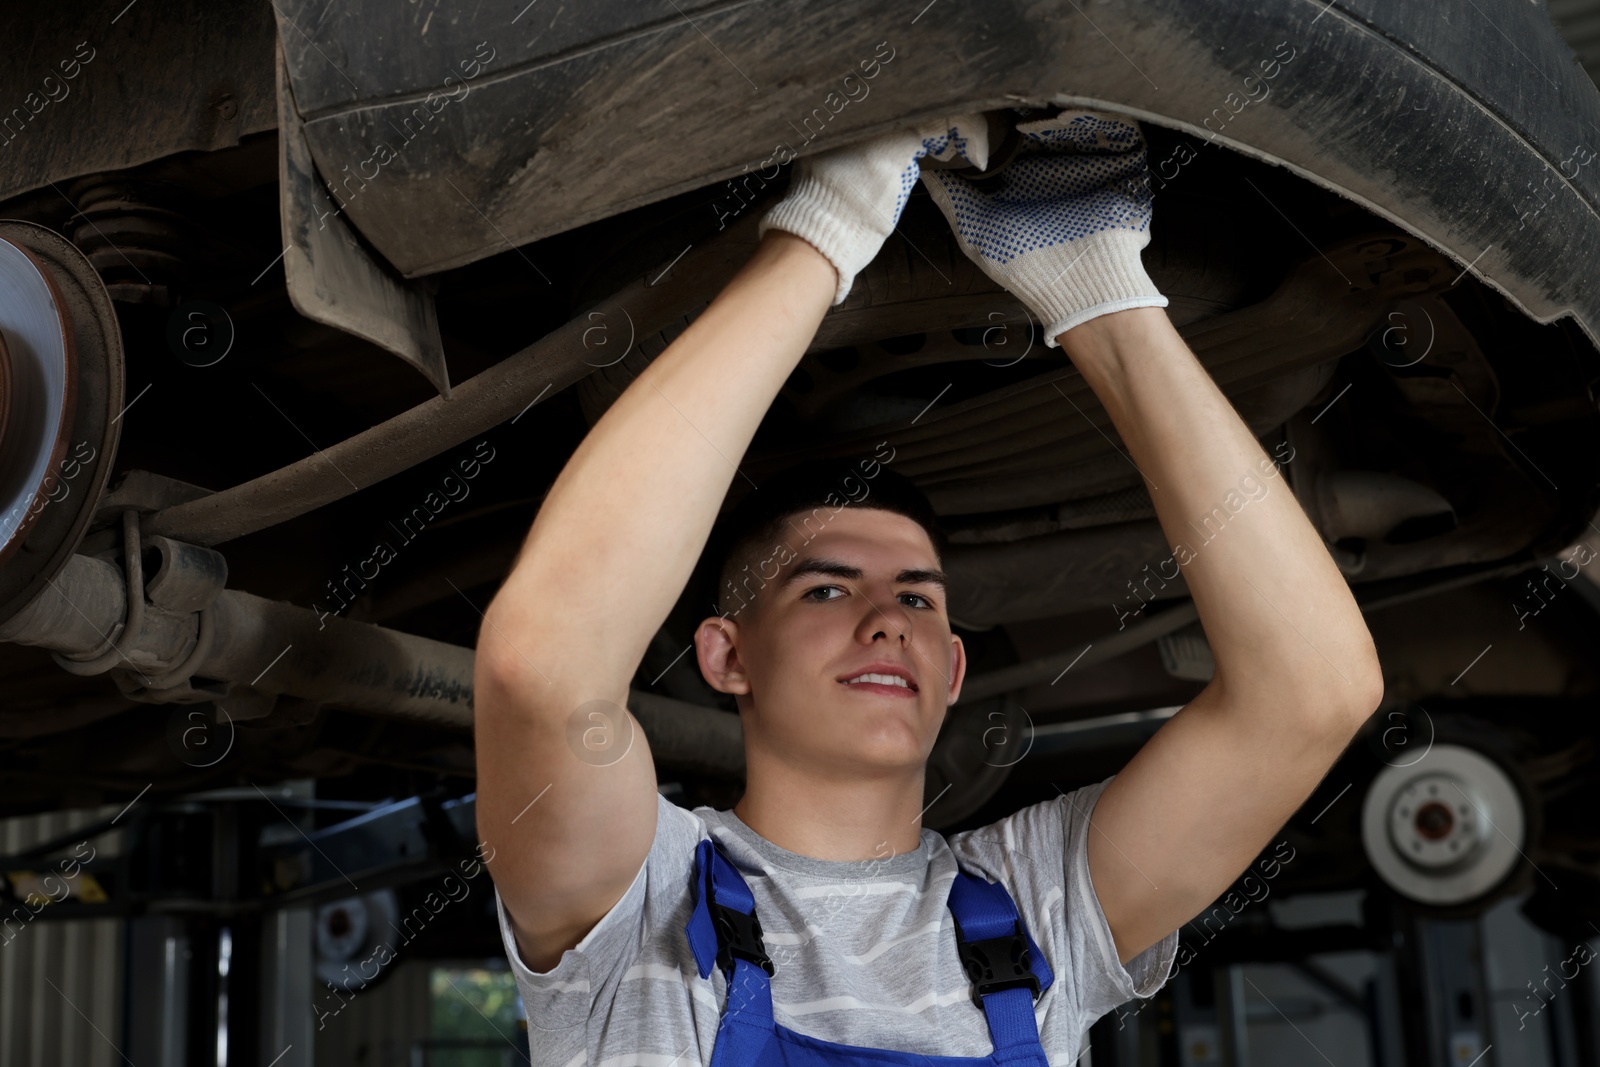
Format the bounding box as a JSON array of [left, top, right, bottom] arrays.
[[758, 173, 888, 307], [759, 116, 989, 305], [921, 109, 1166, 345], [997, 228, 1167, 342]]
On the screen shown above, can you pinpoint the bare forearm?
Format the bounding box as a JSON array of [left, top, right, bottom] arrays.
[[482, 232, 836, 685], [1059, 307, 1379, 707]]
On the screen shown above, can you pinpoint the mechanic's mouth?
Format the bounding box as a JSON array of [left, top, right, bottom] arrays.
[[839, 674, 919, 694]]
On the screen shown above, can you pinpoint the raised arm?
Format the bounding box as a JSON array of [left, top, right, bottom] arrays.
[[923, 110, 1382, 965], [1063, 306, 1381, 963], [475, 115, 989, 972], [475, 231, 834, 971]]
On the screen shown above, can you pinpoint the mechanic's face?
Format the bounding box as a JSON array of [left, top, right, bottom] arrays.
[[696, 508, 966, 778]]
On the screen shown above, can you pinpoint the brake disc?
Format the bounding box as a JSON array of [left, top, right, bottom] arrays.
[[1360, 742, 1527, 907], [0, 222, 124, 625], [922, 692, 1030, 829]]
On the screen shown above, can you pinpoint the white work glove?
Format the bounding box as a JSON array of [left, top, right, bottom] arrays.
[[759, 116, 990, 305], [920, 109, 1166, 345]]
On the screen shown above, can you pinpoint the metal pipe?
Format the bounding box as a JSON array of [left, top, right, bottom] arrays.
[[0, 551, 746, 775], [200, 586, 476, 727], [955, 547, 1553, 704], [629, 689, 743, 779], [0, 551, 127, 651], [956, 601, 1199, 703], [144, 212, 762, 548]]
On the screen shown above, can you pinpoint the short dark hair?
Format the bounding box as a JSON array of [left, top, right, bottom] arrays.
[[702, 455, 948, 619]]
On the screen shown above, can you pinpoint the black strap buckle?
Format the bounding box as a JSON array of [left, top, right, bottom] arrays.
[[954, 919, 1040, 1011], [711, 900, 775, 977]]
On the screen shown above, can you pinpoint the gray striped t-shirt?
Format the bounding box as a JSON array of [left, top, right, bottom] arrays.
[[495, 775, 1177, 1066]]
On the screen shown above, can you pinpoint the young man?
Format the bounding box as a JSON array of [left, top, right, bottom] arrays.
[[474, 109, 1383, 1063]]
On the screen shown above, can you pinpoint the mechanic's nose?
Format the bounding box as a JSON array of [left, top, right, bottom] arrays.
[[859, 595, 914, 644]]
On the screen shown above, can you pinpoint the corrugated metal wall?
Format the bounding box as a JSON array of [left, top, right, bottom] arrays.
[[0, 804, 124, 1067]]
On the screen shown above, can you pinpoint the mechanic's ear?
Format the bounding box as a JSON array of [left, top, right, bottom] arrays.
[[946, 632, 967, 706], [697, 616, 751, 696]]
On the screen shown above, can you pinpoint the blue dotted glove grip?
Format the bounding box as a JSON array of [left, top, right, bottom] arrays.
[[922, 111, 1167, 343]]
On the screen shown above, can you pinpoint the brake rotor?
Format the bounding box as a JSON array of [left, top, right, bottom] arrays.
[[0, 331, 11, 464], [0, 221, 124, 625], [1361, 742, 1526, 907], [923, 692, 1030, 829]]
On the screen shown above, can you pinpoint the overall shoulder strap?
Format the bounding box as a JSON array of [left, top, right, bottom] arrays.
[[686, 836, 780, 1064], [686, 835, 776, 982], [948, 864, 1056, 1052]]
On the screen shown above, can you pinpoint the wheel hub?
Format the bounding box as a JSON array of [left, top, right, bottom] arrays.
[[1387, 772, 1484, 870]]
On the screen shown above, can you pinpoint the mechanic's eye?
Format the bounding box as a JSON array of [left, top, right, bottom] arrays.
[[803, 586, 844, 602]]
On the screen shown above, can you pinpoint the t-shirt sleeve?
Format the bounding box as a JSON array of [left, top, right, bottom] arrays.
[[494, 790, 705, 1034], [1059, 775, 1178, 1023], [946, 774, 1177, 1034]]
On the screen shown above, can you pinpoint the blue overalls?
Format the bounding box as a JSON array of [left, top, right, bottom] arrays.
[[684, 836, 1056, 1065]]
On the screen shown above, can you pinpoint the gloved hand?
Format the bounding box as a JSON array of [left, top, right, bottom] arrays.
[[759, 116, 990, 306], [919, 109, 1166, 345]]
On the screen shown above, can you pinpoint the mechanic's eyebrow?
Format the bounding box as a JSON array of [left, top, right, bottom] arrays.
[[779, 556, 948, 592], [778, 557, 861, 590], [896, 566, 948, 591]]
